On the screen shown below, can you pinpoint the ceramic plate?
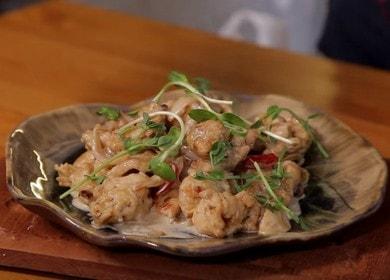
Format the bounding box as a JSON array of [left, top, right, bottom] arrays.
[[5, 94, 387, 256]]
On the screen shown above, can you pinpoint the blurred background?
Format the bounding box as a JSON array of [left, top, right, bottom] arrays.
[[1, 0, 389, 70]]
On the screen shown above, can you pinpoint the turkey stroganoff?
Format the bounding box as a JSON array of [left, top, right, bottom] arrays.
[[56, 71, 330, 238]]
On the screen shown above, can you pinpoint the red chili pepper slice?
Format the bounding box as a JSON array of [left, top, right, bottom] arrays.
[[242, 153, 278, 170]]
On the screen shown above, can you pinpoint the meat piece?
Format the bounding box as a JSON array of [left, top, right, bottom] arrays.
[[81, 126, 104, 160], [154, 189, 181, 219], [178, 176, 229, 218], [192, 190, 245, 238], [99, 130, 124, 155], [89, 173, 164, 225], [186, 120, 229, 158], [258, 209, 291, 235], [263, 116, 311, 162], [106, 151, 154, 177], [55, 151, 95, 187], [236, 191, 263, 232], [276, 160, 309, 205], [187, 159, 213, 176], [222, 129, 258, 170]]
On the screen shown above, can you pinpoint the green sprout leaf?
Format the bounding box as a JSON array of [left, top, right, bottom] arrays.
[[141, 112, 166, 135], [194, 170, 225, 181], [220, 112, 249, 136], [168, 71, 188, 83], [250, 120, 262, 129], [266, 105, 282, 120], [220, 112, 248, 128], [157, 127, 180, 149], [194, 77, 210, 94], [97, 106, 120, 121], [150, 157, 176, 181], [209, 140, 232, 167], [188, 109, 219, 122]]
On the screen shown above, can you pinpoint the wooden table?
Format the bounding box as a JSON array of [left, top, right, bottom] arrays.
[[0, 1, 389, 279]]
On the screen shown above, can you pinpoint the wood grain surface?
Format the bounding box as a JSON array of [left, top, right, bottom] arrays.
[[0, 1, 389, 279]]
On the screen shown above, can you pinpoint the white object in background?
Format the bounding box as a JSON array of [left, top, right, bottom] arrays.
[[219, 9, 288, 49]]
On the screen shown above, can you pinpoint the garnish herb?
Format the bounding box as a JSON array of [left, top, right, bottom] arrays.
[[256, 194, 282, 211], [220, 112, 249, 136], [141, 112, 166, 135], [266, 105, 282, 120], [155, 71, 295, 142], [85, 174, 106, 185], [123, 137, 159, 154], [97, 106, 120, 121], [188, 109, 219, 122], [148, 112, 186, 181], [250, 120, 262, 129], [194, 169, 259, 185], [253, 161, 307, 229], [264, 105, 329, 158], [127, 110, 138, 117], [194, 170, 225, 181], [60, 111, 185, 199], [188, 109, 249, 136], [194, 170, 258, 192], [272, 149, 286, 179], [194, 77, 210, 94], [209, 140, 232, 167], [150, 157, 176, 181], [168, 70, 189, 83], [157, 127, 180, 149], [153, 71, 233, 109], [307, 113, 322, 119]]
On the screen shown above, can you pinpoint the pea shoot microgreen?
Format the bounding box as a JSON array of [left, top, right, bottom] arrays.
[[157, 127, 180, 149], [253, 161, 307, 229], [194, 77, 210, 94], [153, 71, 233, 110], [123, 137, 159, 154], [272, 149, 286, 179], [60, 111, 185, 199], [150, 157, 176, 181], [188, 109, 219, 122], [209, 140, 232, 167], [188, 109, 249, 136], [85, 174, 106, 185], [127, 110, 138, 117], [194, 170, 225, 181], [97, 106, 120, 121], [263, 105, 329, 158], [141, 112, 166, 135], [194, 170, 259, 193]]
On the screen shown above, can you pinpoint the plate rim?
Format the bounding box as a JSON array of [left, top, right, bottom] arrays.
[[5, 94, 388, 257]]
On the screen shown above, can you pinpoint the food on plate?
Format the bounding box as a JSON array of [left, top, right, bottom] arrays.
[[55, 71, 330, 238]]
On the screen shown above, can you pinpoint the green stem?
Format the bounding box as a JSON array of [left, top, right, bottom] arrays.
[[253, 161, 300, 223], [157, 112, 186, 162], [153, 81, 213, 111], [282, 108, 329, 159]]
